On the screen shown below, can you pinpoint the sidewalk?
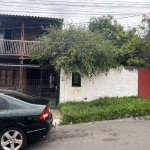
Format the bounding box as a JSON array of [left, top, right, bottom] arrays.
[[51, 109, 61, 125]]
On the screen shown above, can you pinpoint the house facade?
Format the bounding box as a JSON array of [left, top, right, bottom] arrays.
[[0, 14, 148, 106], [0, 14, 63, 107]]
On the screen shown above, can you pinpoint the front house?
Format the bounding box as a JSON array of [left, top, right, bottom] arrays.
[[0, 14, 146, 106], [0, 14, 63, 107]]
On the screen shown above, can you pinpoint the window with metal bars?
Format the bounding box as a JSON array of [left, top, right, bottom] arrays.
[[72, 72, 81, 87], [0, 69, 14, 86]]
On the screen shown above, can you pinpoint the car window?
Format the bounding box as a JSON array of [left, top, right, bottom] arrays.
[[0, 97, 9, 111], [4, 91, 37, 104], [0, 94, 32, 110]]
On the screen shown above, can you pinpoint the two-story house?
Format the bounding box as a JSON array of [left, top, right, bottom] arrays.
[[0, 14, 63, 107]]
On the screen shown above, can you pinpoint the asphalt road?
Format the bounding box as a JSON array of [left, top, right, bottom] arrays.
[[26, 117, 150, 150]]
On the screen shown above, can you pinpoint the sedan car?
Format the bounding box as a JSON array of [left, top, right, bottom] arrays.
[[0, 89, 53, 150]]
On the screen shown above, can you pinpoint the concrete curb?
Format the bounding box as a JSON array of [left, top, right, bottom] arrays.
[[53, 119, 61, 125], [51, 109, 61, 125]]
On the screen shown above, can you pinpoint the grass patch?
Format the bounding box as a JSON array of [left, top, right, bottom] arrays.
[[58, 97, 150, 125]]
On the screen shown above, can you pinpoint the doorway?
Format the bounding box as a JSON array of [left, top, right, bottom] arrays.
[[26, 67, 58, 107], [5, 29, 12, 40]]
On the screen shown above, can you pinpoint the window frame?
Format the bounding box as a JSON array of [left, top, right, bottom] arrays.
[[72, 72, 81, 87], [0, 96, 9, 111], [0, 69, 15, 86]]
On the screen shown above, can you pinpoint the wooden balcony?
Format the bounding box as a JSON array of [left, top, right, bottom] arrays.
[[0, 39, 38, 56]]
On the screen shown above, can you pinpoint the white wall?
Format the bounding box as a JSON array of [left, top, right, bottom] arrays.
[[59, 67, 138, 103]]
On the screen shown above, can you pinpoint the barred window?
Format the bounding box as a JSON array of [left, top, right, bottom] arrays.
[[0, 69, 14, 85], [72, 72, 81, 87]]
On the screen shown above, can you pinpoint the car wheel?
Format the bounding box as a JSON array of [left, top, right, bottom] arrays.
[[0, 127, 27, 150]]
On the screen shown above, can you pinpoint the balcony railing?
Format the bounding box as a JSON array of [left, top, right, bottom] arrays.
[[0, 39, 38, 56]]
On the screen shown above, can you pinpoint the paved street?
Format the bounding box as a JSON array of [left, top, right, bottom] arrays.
[[26, 118, 150, 150]]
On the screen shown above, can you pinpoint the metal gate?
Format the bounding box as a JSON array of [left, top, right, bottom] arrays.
[[0, 64, 59, 107]]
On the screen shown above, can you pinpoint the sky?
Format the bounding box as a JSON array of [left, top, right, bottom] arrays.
[[0, 0, 150, 28]]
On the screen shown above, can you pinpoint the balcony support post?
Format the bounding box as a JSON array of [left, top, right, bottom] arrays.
[[19, 23, 24, 93]]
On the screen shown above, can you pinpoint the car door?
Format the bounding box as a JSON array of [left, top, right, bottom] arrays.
[[0, 97, 9, 130]]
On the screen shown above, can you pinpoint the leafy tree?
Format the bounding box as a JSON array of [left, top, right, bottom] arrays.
[[120, 15, 150, 67], [89, 15, 127, 48], [89, 15, 137, 65], [117, 28, 138, 66], [29, 24, 118, 77]]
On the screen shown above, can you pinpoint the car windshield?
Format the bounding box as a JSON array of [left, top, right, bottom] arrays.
[[3, 91, 37, 103]]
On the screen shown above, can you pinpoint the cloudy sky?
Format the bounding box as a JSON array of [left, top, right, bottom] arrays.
[[0, 0, 150, 28]]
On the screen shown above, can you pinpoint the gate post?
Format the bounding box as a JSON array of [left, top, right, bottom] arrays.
[[40, 65, 43, 98], [19, 60, 23, 93], [19, 22, 24, 93], [56, 72, 60, 106]]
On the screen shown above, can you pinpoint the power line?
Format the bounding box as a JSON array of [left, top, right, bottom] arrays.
[[0, 6, 149, 15], [123, 24, 139, 26], [0, 1, 149, 17], [1, 2, 150, 6], [0, 22, 141, 29], [1, 4, 149, 9], [116, 13, 150, 19], [0, 11, 148, 25], [0, 1, 150, 9], [0, 0, 149, 15], [0, 3, 149, 17], [0, 9, 149, 16], [1, 1, 150, 5], [1, 4, 150, 10], [0, 9, 148, 15], [0, 1, 149, 25], [65, 13, 150, 24]]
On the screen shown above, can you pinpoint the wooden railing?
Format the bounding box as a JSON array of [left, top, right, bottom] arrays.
[[0, 39, 38, 56]]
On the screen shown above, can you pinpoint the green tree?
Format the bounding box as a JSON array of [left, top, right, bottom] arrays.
[[89, 15, 127, 48], [29, 24, 118, 77], [120, 15, 150, 67], [117, 28, 138, 66], [89, 15, 137, 65]]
